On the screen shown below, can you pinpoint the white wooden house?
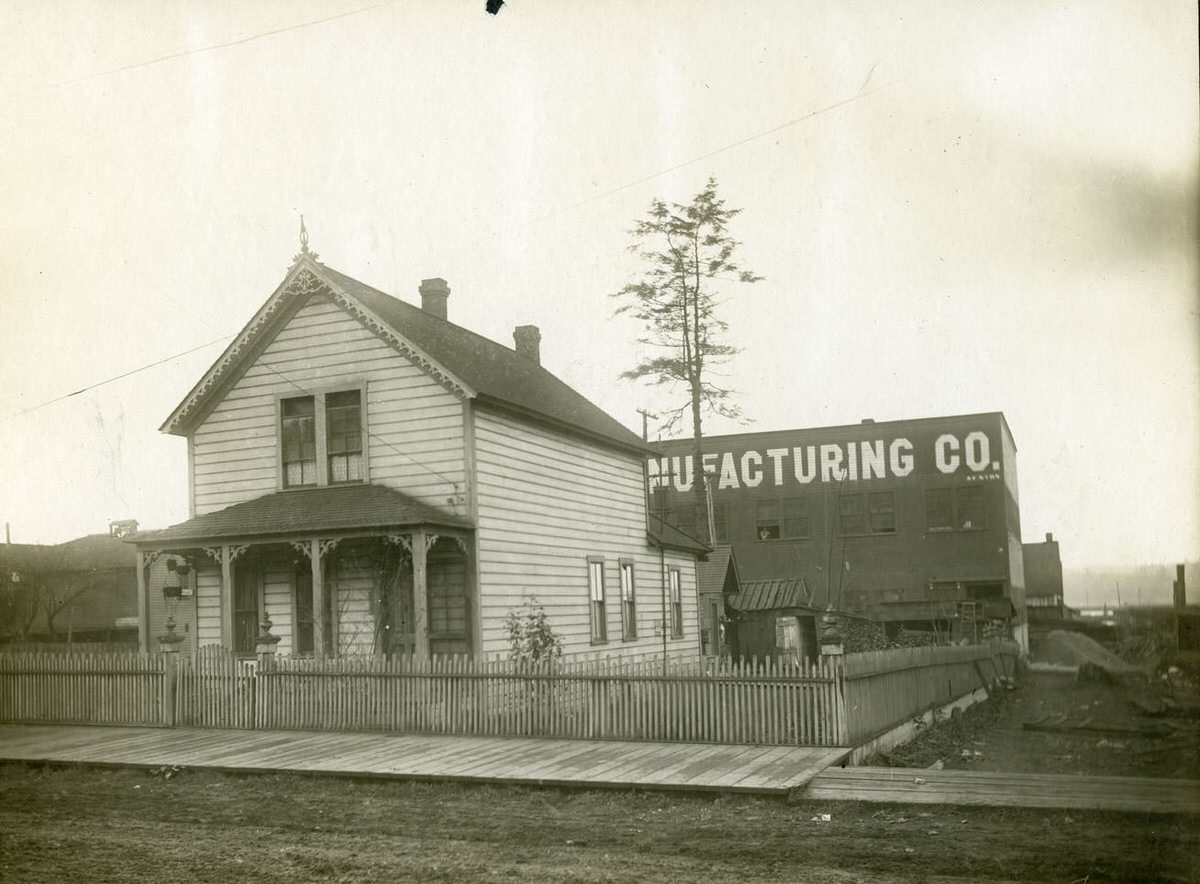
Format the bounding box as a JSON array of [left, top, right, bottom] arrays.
[[132, 246, 706, 661]]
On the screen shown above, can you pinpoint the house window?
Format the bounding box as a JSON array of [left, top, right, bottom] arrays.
[[868, 492, 896, 534], [838, 494, 867, 535], [755, 500, 781, 540], [294, 567, 314, 655], [326, 390, 363, 483], [783, 498, 810, 538], [280, 388, 366, 489], [926, 488, 953, 531], [668, 567, 683, 638], [281, 396, 317, 487], [620, 560, 637, 640], [588, 557, 606, 643]]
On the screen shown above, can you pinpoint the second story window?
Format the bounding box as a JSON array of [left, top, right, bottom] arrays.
[[280, 388, 365, 489], [281, 396, 317, 487], [326, 390, 362, 483]]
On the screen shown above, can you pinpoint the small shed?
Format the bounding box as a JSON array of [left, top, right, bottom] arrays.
[[695, 543, 740, 658], [726, 577, 820, 662]]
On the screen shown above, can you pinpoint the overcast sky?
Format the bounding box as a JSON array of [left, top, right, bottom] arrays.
[[1, 1, 1196, 574]]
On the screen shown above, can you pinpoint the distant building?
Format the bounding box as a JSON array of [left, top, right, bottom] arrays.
[[1023, 532, 1064, 621], [650, 412, 1028, 652], [0, 533, 140, 644]]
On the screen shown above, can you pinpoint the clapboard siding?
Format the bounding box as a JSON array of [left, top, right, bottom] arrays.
[[263, 565, 294, 656], [474, 408, 700, 660], [331, 558, 375, 656], [195, 566, 222, 646], [192, 295, 464, 514]]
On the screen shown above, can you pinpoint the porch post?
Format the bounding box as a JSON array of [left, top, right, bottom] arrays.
[[136, 551, 149, 653], [310, 538, 325, 659], [412, 528, 429, 659], [220, 544, 233, 649]]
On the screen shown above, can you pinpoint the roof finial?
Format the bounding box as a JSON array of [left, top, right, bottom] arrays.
[[294, 214, 319, 263]]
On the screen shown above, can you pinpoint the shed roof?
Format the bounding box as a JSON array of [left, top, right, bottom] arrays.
[[730, 577, 814, 612], [134, 484, 470, 546]]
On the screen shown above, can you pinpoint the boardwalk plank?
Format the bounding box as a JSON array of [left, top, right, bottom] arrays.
[[2, 725, 1191, 812]]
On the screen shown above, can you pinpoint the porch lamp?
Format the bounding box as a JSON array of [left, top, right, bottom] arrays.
[[159, 559, 190, 650]]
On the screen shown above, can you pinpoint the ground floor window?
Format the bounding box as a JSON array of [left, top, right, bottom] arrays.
[[588, 557, 607, 643], [620, 560, 637, 640], [668, 568, 683, 638]]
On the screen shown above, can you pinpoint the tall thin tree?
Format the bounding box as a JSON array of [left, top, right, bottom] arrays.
[[612, 178, 761, 544]]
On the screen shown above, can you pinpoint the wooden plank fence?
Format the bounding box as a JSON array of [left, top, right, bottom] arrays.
[[252, 653, 846, 745], [0, 642, 1019, 748], [841, 641, 1019, 744], [0, 651, 167, 727]]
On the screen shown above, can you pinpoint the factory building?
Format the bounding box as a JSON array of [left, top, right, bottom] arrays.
[[650, 412, 1028, 653]]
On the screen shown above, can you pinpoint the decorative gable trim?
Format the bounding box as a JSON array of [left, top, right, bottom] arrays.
[[316, 269, 474, 402], [160, 258, 474, 435]]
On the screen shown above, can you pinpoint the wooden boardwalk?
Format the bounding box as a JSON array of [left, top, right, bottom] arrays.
[[0, 725, 847, 795], [801, 766, 1200, 815]]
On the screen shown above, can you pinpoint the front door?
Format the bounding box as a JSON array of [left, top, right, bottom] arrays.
[[232, 563, 261, 655]]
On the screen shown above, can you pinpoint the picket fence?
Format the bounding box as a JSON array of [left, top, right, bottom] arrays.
[[0, 642, 1019, 749]]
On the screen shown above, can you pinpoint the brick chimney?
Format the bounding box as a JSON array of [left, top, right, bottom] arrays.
[[419, 278, 449, 320], [513, 325, 541, 365]]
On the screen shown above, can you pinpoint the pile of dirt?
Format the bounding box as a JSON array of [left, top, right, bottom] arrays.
[[1032, 629, 1144, 674]]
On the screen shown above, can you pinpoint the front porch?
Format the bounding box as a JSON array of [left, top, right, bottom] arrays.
[[133, 484, 475, 659]]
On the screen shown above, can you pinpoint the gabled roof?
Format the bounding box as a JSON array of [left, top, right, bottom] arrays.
[[696, 543, 740, 597], [1, 536, 135, 573], [163, 257, 648, 455], [133, 484, 470, 546], [730, 577, 813, 612]]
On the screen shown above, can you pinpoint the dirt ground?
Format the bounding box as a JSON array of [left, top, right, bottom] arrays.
[[0, 762, 1196, 884], [877, 668, 1200, 780]]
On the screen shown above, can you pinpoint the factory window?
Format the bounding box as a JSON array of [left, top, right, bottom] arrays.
[[957, 486, 987, 530], [755, 500, 781, 540], [925, 488, 954, 531], [838, 494, 867, 535], [783, 498, 811, 538], [868, 492, 896, 534], [926, 486, 988, 532], [713, 503, 729, 543], [675, 503, 698, 537]]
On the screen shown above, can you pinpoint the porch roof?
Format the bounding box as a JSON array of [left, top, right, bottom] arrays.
[[132, 484, 472, 546]]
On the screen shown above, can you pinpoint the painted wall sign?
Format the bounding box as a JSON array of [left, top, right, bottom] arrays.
[[650, 431, 1001, 492]]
